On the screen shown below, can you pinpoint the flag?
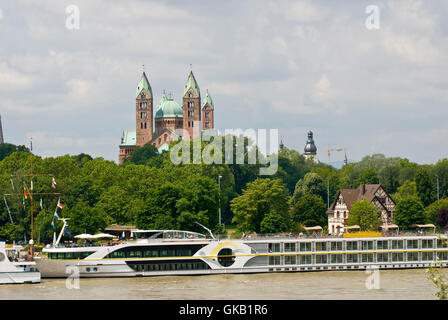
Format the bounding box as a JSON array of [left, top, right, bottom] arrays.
[[40, 198, 43, 210], [57, 198, 63, 209], [51, 177, 56, 189], [51, 218, 55, 229], [30, 140, 33, 152], [31, 180, 33, 191], [63, 227, 71, 239], [24, 185, 28, 199], [53, 207, 59, 219]]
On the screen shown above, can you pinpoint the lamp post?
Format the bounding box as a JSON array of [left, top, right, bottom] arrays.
[[218, 175, 222, 226], [436, 174, 440, 201]]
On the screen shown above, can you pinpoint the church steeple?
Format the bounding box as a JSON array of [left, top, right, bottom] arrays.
[[202, 89, 214, 131], [183, 70, 201, 139], [136, 71, 153, 146], [136, 71, 153, 99], [183, 71, 200, 99]]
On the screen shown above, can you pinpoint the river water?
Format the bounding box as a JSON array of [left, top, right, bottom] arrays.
[[0, 269, 444, 300]]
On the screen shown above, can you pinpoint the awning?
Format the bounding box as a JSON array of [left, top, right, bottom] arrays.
[[304, 226, 323, 232], [379, 224, 399, 230], [74, 233, 95, 239], [92, 233, 116, 239], [410, 224, 436, 232]]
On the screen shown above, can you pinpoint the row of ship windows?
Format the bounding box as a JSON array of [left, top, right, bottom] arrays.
[[268, 239, 445, 253], [269, 251, 448, 265], [106, 248, 195, 259], [48, 252, 95, 260], [129, 262, 210, 272]]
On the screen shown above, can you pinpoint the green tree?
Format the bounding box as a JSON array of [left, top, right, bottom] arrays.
[[260, 212, 289, 233], [415, 169, 434, 206], [231, 178, 291, 233], [125, 143, 159, 165], [346, 200, 382, 231], [66, 201, 108, 236], [424, 199, 448, 225], [392, 180, 418, 203], [354, 168, 379, 187], [0, 143, 29, 161], [394, 197, 425, 230], [291, 172, 326, 204], [292, 194, 327, 227]]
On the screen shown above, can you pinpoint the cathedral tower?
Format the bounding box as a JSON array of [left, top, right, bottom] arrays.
[[201, 89, 214, 130], [182, 71, 201, 139], [135, 72, 153, 146]]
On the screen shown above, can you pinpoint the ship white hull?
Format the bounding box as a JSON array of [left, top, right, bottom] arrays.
[[0, 271, 40, 284]]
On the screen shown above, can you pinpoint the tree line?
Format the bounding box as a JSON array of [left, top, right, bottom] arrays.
[[0, 140, 447, 243]]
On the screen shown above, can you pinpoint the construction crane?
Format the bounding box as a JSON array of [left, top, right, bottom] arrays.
[[327, 145, 343, 165]]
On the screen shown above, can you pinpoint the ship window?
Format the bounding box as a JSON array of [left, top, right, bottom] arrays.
[[284, 243, 296, 252], [361, 253, 374, 263], [392, 240, 403, 249], [57, 253, 64, 259], [330, 242, 342, 251], [330, 254, 343, 264], [300, 242, 312, 252], [437, 239, 448, 248], [346, 241, 358, 251], [284, 255, 296, 265], [407, 252, 419, 261], [346, 253, 358, 263], [268, 256, 281, 265], [65, 252, 73, 259], [361, 241, 373, 250], [377, 252, 389, 262], [217, 248, 235, 267], [377, 240, 388, 250], [315, 242, 327, 251], [422, 239, 433, 249], [422, 252, 434, 261], [143, 250, 158, 257], [407, 240, 419, 249], [268, 243, 281, 253], [437, 251, 448, 261], [316, 254, 327, 264], [300, 255, 312, 264], [392, 252, 404, 262]]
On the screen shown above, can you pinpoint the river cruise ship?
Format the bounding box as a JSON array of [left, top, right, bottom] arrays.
[[35, 227, 448, 278]]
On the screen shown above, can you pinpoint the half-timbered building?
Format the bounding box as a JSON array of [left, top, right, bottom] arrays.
[[326, 184, 396, 235]]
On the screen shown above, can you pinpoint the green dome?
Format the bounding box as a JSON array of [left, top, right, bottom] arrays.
[[155, 95, 183, 119]]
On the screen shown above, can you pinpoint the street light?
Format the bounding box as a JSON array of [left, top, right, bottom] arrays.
[[436, 174, 440, 201], [218, 175, 223, 226]]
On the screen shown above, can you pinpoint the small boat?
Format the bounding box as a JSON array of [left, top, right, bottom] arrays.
[[0, 241, 41, 284]]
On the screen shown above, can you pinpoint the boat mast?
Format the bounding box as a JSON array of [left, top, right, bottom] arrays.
[[5, 139, 61, 258]]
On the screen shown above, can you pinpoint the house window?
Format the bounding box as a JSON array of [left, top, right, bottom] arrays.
[[205, 112, 209, 119], [205, 122, 210, 128]]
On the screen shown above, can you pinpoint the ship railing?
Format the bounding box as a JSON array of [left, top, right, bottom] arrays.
[[214, 230, 448, 241]]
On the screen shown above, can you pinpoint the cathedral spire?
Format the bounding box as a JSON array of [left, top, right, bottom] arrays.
[[136, 71, 153, 99], [184, 70, 200, 98]]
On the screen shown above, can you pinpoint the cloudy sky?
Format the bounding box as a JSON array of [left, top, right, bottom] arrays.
[[0, 0, 447, 164]]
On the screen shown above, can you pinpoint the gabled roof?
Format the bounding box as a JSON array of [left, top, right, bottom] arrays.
[[136, 72, 153, 99], [202, 89, 214, 110], [327, 184, 383, 213], [183, 71, 200, 98]]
